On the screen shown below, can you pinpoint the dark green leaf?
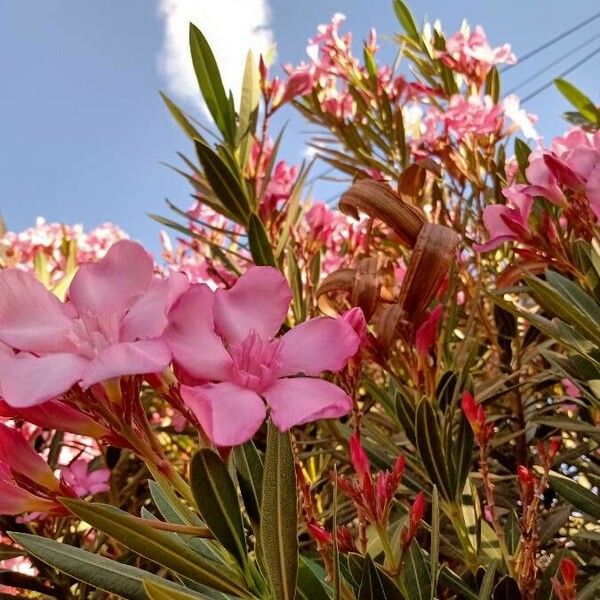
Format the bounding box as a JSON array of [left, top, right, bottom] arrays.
[[190, 449, 248, 569], [260, 424, 298, 600], [357, 554, 388, 600], [144, 579, 209, 599], [297, 556, 331, 600], [503, 511, 520, 555], [485, 67, 500, 104], [195, 140, 250, 224], [478, 560, 498, 600], [415, 399, 453, 501], [233, 441, 264, 527], [514, 139, 531, 180], [248, 214, 276, 266], [548, 471, 600, 519], [402, 541, 431, 600], [189, 24, 235, 143], [10, 532, 203, 600], [60, 499, 247, 597]]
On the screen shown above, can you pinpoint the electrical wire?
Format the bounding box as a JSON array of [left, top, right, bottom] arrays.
[[505, 32, 600, 95], [520, 43, 600, 104], [501, 10, 600, 72]]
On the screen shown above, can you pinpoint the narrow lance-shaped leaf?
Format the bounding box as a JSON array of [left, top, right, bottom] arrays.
[[548, 470, 600, 520], [10, 532, 204, 600], [195, 140, 250, 224], [233, 441, 264, 527], [144, 579, 211, 600], [555, 78, 600, 125], [60, 499, 248, 597], [260, 423, 298, 600], [189, 449, 248, 570], [248, 214, 276, 267], [189, 24, 235, 143]]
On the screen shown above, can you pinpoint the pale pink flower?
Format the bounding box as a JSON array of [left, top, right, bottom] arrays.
[[0, 240, 188, 407], [306, 202, 337, 244], [165, 267, 359, 446], [61, 459, 110, 497], [440, 24, 516, 85]]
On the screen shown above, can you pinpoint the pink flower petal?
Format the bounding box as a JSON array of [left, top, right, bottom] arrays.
[[68, 240, 154, 319], [0, 399, 109, 438], [0, 423, 60, 491], [181, 382, 266, 446], [163, 285, 232, 381], [277, 317, 359, 377], [0, 483, 56, 515], [587, 163, 600, 220], [120, 271, 189, 341], [0, 269, 76, 353], [214, 267, 292, 344], [80, 340, 171, 389], [0, 350, 87, 407], [263, 377, 352, 431]]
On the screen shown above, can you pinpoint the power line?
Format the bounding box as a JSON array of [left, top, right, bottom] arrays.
[[502, 10, 600, 72], [505, 32, 600, 95], [520, 44, 600, 104]]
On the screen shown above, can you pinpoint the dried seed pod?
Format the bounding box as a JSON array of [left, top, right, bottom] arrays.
[[375, 303, 404, 352], [340, 179, 425, 246], [398, 223, 459, 317]]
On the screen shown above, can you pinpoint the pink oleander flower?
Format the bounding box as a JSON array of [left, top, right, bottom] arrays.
[[307, 520, 357, 553], [306, 202, 337, 244], [335, 433, 405, 528], [439, 24, 516, 85], [441, 94, 503, 140], [401, 491, 426, 549], [520, 127, 600, 217], [476, 184, 534, 251], [61, 459, 110, 497], [275, 66, 315, 107], [165, 267, 359, 446], [0, 240, 188, 407], [0, 218, 127, 282]]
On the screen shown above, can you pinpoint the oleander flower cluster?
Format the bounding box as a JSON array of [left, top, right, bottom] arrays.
[[1, 2, 600, 598]]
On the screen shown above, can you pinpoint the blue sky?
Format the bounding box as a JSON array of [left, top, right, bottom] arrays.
[[1, 0, 598, 254]]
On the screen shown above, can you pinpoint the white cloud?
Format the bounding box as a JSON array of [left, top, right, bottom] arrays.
[[156, 0, 275, 113]]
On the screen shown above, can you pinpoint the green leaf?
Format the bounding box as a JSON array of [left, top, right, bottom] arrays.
[[195, 140, 250, 224], [233, 441, 264, 527], [578, 572, 600, 600], [248, 214, 276, 267], [160, 92, 204, 141], [10, 532, 203, 600], [485, 67, 500, 104], [478, 560, 498, 600], [393, 0, 420, 41], [0, 542, 24, 561], [402, 541, 431, 600], [144, 579, 210, 599], [260, 423, 298, 600], [525, 273, 600, 348], [189, 24, 235, 143], [503, 511, 520, 555], [60, 499, 248, 597], [514, 138, 531, 179], [555, 78, 600, 125], [430, 485, 440, 600], [415, 399, 453, 501], [297, 556, 331, 600], [190, 449, 248, 569], [237, 51, 260, 171], [357, 554, 388, 600], [438, 565, 478, 600], [548, 470, 600, 519]]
